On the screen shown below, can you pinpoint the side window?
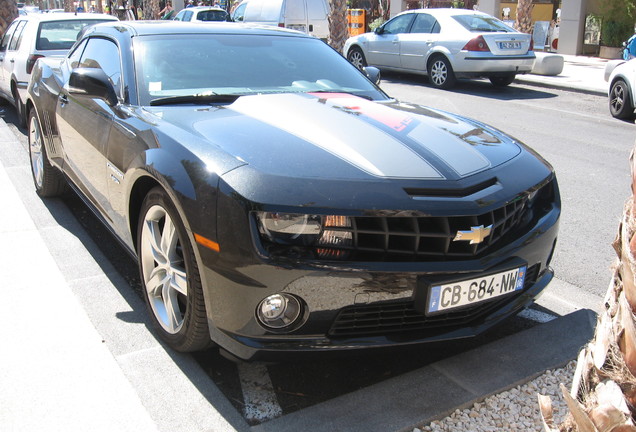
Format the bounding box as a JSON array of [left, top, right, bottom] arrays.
[[0, 20, 19, 52], [382, 14, 414, 35], [232, 2, 246, 21], [174, 10, 185, 21], [8, 20, 27, 51], [67, 38, 87, 69], [183, 10, 193, 21], [79, 38, 122, 97], [410, 14, 437, 34]]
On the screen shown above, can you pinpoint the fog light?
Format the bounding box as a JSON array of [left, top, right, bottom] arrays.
[[257, 294, 301, 329]]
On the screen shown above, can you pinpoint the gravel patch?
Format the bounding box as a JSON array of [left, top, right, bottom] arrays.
[[417, 361, 576, 432]]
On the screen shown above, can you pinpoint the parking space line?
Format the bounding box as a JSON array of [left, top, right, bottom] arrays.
[[518, 308, 557, 323], [237, 363, 283, 423]]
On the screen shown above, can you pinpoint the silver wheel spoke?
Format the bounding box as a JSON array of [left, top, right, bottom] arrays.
[[146, 266, 168, 298], [160, 213, 178, 261], [146, 219, 168, 266], [162, 282, 181, 333], [171, 267, 188, 296]]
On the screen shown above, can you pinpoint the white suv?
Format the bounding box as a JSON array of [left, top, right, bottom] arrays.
[[0, 13, 117, 126]]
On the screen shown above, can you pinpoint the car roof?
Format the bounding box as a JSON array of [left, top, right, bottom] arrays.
[[87, 20, 310, 37], [16, 12, 117, 22], [188, 6, 226, 11], [401, 8, 490, 17]]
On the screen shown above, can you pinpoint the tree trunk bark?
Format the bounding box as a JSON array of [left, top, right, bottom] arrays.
[[328, 0, 348, 53], [515, 0, 533, 34], [0, 0, 18, 34]]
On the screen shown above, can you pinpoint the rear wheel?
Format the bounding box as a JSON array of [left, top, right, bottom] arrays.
[[489, 74, 516, 87], [138, 187, 212, 352], [427, 56, 456, 89], [347, 47, 367, 70], [609, 79, 634, 119], [28, 109, 66, 197]]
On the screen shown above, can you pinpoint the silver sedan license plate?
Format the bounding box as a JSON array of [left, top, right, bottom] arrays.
[[427, 265, 527, 314], [499, 41, 521, 49]]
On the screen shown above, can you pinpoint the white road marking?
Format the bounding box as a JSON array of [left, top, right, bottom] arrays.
[[518, 308, 557, 323], [237, 362, 283, 423]]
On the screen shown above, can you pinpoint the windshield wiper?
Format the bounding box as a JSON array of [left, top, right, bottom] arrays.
[[150, 93, 241, 106], [308, 90, 373, 101]]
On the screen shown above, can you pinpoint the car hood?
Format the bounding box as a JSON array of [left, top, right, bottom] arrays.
[[146, 93, 521, 181]]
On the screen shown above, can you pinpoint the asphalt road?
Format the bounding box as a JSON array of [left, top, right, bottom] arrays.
[[1, 76, 622, 423]]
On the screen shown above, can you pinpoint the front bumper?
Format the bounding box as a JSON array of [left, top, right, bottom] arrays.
[[197, 198, 559, 361]]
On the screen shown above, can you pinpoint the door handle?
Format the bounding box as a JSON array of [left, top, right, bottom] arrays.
[[309, 24, 313, 32], [59, 94, 68, 105], [9, 59, 14, 63]]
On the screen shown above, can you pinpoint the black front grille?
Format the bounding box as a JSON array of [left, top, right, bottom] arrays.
[[345, 197, 527, 262], [328, 264, 540, 338]]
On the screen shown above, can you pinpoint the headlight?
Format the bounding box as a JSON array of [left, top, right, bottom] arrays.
[[255, 212, 353, 259]]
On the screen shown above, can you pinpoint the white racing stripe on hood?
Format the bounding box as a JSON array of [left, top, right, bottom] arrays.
[[229, 94, 443, 179]]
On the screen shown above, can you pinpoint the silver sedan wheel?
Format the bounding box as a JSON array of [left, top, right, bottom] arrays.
[[29, 114, 44, 190], [140, 204, 188, 334], [347, 48, 366, 69], [430, 60, 448, 87]]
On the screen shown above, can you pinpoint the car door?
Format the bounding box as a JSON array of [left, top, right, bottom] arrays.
[[56, 36, 122, 219], [399, 13, 441, 71], [0, 20, 19, 99], [0, 19, 26, 98], [365, 13, 414, 68]]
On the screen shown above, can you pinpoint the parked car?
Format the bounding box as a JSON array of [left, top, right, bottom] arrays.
[[173, 6, 230, 22], [0, 12, 117, 126], [344, 8, 535, 89], [607, 58, 636, 119], [231, 0, 329, 40], [27, 21, 559, 360]]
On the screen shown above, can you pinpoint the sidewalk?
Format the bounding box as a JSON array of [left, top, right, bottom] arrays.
[[0, 55, 607, 432], [516, 53, 612, 96]]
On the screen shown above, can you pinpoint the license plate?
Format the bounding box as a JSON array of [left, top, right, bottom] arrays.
[[427, 266, 527, 314], [499, 41, 521, 49]]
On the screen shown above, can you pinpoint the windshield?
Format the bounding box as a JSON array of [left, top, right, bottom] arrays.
[[453, 14, 514, 33], [133, 34, 387, 106]]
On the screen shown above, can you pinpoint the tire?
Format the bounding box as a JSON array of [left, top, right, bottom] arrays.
[[609, 79, 635, 119], [138, 187, 212, 352], [347, 47, 367, 70], [427, 55, 456, 89], [12, 85, 26, 128], [489, 74, 516, 87], [28, 109, 66, 197]]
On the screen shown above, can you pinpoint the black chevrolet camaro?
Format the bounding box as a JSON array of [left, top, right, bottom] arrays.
[[26, 21, 560, 360]]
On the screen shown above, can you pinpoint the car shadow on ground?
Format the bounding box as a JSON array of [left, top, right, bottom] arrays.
[[380, 71, 559, 101]]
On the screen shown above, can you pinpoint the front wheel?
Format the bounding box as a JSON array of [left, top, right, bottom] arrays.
[[138, 187, 212, 352], [427, 56, 456, 89], [347, 47, 367, 70], [609, 79, 634, 119], [28, 109, 66, 197], [489, 74, 516, 87]]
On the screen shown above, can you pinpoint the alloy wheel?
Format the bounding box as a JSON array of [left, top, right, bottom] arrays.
[[140, 204, 188, 334], [430, 60, 448, 87], [29, 114, 44, 190], [611, 84, 625, 113]]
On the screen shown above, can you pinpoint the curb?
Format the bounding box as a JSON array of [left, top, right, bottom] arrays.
[[514, 75, 608, 97]]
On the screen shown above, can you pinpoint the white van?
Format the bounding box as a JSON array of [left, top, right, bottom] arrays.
[[231, 0, 329, 40]]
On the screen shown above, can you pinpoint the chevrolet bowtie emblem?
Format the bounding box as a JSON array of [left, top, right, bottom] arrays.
[[453, 225, 493, 244]]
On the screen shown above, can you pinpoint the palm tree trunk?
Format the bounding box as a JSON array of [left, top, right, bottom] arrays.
[[0, 0, 18, 34], [328, 0, 349, 53], [515, 0, 533, 34]]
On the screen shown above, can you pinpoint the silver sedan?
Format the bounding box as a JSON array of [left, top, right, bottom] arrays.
[[344, 8, 535, 89]]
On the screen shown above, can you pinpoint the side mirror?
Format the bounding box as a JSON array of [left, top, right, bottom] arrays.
[[67, 67, 118, 107], [374, 27, 384, 35], [363, 66, 381, 85]]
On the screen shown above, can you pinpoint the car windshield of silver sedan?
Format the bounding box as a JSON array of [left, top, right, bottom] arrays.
[[453, 14, 515, 33], [134, 34, 387, 106]]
